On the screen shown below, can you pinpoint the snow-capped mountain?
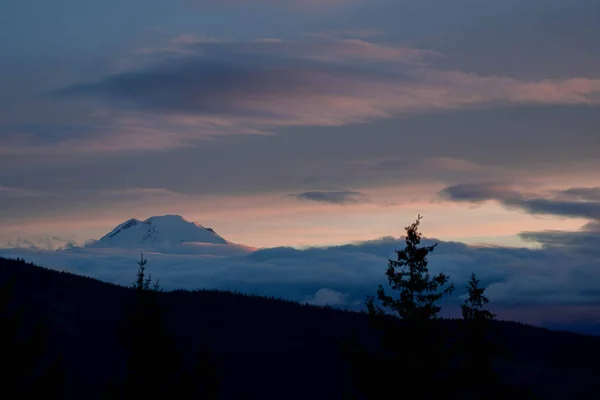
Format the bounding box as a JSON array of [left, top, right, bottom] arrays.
[[86, 215, 230, 248]]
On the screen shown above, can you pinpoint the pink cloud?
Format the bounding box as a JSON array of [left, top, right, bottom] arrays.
[[29, 69, 600, 154], [41, 36, 600, 153]]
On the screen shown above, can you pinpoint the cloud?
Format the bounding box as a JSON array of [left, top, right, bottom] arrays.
[[41, 36, 600, 153], [4, 236, 80, 251], [306, 288, 348, 306], [556, 187, 600, 202], [440, 183, 600, 220], [290, 190, 368, 205], [519, 221, 600, 255], [440, 183, 600, 257], [439, 183, 515, 203]]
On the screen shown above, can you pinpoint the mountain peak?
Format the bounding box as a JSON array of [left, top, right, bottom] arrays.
[[88, 214, 229, 248]]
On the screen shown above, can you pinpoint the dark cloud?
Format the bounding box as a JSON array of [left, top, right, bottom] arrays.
[[519, 221, 600, 255], [440, 183, 600, 220], [290, 190, 368, 204], [49, 56, 345, 117], [46, 36, 600, 144], [557, 187, 600, 201], [515, 199, 600, 220], [46, 39, 420, 121], [439, 183, 513, 203]]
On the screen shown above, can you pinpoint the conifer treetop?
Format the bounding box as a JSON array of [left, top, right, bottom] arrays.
[[367, 215, 454, 321]]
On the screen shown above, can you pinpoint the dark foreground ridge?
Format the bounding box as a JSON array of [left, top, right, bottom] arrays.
[[1, 256, 600, 399]]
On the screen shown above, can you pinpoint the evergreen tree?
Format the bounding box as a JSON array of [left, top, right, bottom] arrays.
[[462, 273, 495, 322], [366, 215, 454, 321], [132, 252, 161, 292], [460, 273, 498, 399], [359, 216, 456, 399], [110, 253, 218, 399], [112, 254, 177, 398]]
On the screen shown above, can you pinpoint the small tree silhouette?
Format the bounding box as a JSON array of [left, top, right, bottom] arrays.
[[366, 215, 454, 321], [461, 273, 498, 398], [132, 252, 161, 292], [462, 273, 495, 322], [111, 254, 177, 398], [109, 254, 218, 399]]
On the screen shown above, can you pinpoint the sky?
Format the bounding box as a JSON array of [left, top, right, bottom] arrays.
[[1, 0, 600, 333], [1, 0, 599, 249]]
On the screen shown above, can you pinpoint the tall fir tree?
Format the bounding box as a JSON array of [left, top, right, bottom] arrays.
[[358, 216, 456, 399]]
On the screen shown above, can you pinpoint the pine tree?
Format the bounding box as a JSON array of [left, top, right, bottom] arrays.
[[461, 273, 497, 398], [360, 216, 456, 399], [462, 273, 495, 322], [111, 254, 218, 399], [114, 254, 177, 398], [366, 215, 454, 321], [132, 253, 161, 292]]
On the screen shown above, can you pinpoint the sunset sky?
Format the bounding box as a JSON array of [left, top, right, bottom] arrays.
[[1, 0, 599, 249]]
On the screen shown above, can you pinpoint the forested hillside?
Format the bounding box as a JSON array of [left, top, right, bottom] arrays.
[[2, 257, 600, 399]]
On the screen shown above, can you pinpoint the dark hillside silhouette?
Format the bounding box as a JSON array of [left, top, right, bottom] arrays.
[[0, 263, 66, 397], [106, 253, 218, 399], [1, 256, 600, 399]]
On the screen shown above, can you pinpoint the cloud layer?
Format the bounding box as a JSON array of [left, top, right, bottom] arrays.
[[41, 36, 600, 153], [3, 231, 600, 333]]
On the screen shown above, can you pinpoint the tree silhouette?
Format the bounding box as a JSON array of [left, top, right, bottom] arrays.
[[359, 216, 456, 399], [366, 215, 454, 321], [460, 273, 499, 398], [462, 273, 495, 322], [132, 252, 161, 292], [108, 253, 218, 399]]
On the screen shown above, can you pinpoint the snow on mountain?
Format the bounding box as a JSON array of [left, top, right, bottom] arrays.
[[86, 215, 231, 249]]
